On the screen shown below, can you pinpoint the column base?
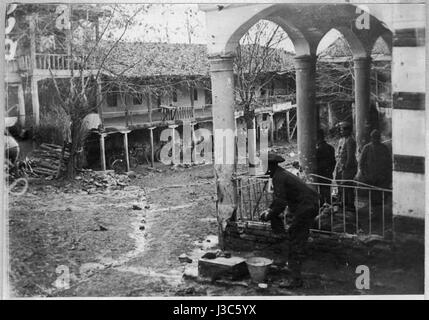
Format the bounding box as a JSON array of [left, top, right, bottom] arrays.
[[393, 215, 424, 243]]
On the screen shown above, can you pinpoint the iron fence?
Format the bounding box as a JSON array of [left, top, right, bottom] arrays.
[[234, 172, 393, 239]]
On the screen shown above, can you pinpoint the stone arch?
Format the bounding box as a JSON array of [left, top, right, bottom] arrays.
[[328, 26, 368, 58], [224, 4, 312, 56], [370, 33, 392, 56]]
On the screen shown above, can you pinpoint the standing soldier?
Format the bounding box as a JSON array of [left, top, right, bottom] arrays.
[[357, 129, 392, 189], [334, 121, 357, 210], [356, 129, 392, 206], [260, 152, 319, 288], [316, 128, 336, 203]]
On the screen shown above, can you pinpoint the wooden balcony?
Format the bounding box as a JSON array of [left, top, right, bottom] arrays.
[[102, 104, 213, 129], [6, 53, 99, 81]]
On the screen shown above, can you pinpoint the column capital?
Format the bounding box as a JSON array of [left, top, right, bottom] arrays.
[[209, 54, 235, 73], [353, 56, 372, 68], [294, 54, 317, 69]]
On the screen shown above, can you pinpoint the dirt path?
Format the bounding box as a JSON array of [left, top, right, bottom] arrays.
[[8, 160, 424, 297]]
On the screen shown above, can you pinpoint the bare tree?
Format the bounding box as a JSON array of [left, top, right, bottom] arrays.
[[233, 20, 291, 171], [234, 20, 292, 129], [38, 4, 150, 178]]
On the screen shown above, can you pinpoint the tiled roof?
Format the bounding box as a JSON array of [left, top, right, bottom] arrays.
[[99, 41, 295, 78]]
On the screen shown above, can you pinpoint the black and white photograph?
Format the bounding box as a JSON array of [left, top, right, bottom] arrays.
[[1, 1, 427, 299]]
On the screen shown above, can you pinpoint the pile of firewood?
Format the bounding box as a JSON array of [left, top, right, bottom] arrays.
[[29, 143, 70, 178]]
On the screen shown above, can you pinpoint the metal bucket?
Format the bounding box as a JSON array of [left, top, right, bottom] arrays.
[[246, 257, 273, 283]]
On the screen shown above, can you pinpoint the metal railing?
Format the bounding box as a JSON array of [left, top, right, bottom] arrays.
[[308, 175, 393, 239], [234, 172, 393, 239], [235, 174, 273, 221]]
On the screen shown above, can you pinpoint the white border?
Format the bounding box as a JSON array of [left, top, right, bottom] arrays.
[[0, 0, 427, 300]]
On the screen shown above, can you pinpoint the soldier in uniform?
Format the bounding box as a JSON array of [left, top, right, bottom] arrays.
[[260, 152, 319, 288], [334, 121, 357, 210], [316, 128, 336, 203]]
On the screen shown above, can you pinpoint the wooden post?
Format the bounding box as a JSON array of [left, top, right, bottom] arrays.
[[94, 18, 100, 43], [30, 77, 40, 127], [285, 109, 290, 142], [149, 127, 155, 167], [190, 122, 197, 164], [147, 93, 152, 123], [100, 133, 106, 171], [66, 4, 72, 60], [269, 112, 274, 146], [17, 83, 26, 127], [327, 102, 334, 130], [28, 14, 40, 127], [249, 117, 258, 175], [28, 14, 37, 70], [123, 131, 130, 172], [96, 77, 104, 128], [189, 85, 195, 118]]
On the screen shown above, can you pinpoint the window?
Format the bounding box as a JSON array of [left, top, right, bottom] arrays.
[[193, 88, 198, 101], [133, 94, 143, 105], [106, 92, 117, 107], [172, 89, 178, 103], [204, 89, 212, 105]]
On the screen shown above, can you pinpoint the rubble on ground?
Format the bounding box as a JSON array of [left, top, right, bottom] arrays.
[[74, 169, 132, 193]]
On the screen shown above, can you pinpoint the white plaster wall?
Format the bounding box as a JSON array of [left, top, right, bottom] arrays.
[[393, 171, 425, 218], [173, 86, 206, 109], [392, 47, 425, 93], [101, 86, 207, 114], [363, 3, 425, 31], [392, 110, 426, 157]]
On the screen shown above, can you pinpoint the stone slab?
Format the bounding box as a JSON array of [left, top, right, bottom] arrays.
[[198, 256, 249, 280]]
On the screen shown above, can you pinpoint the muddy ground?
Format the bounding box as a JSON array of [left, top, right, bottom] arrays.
[[8, 143, 424, 297]]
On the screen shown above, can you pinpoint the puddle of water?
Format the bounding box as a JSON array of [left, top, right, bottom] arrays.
[[149, 203, 194, 213], [115, 265, 183, 286], [199, 217, 217, 223]]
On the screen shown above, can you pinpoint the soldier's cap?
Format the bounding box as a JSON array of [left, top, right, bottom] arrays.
[[268, 152, 285, 163], [337, 121, 351, 128]]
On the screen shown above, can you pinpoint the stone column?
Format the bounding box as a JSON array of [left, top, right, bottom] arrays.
[[354, 56, 372, 153], [209, 55, 237, 249], [294, 55, 318, 177]]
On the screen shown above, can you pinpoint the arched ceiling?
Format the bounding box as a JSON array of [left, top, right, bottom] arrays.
[[201, 3, 392, 58]]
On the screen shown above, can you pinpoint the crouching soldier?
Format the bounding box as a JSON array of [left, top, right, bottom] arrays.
[[260, 152, 319, 288]]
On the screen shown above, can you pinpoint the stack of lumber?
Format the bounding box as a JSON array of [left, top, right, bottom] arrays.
[[30, 143, 70, 177]]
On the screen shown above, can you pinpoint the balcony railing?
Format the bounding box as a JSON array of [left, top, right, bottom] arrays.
[[103, 104, 214, 128], [255, 94, 296, 106], [160, 105, 195, 121], [10, 53, 98, 72]]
